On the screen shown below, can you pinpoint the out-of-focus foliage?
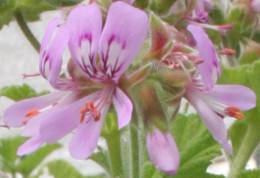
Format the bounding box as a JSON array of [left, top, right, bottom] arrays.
[[46, 160, 105, 178], [0, 0, 82, 29], [0, 137, 60, 178]]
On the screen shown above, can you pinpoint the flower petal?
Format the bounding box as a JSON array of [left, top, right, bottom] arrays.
[[112, 88, 133, 129], [210, 85, 256, 111], [99, 2, 148, 79], [146, 129, 180, 175], [39, 91, 101, 143], [3, 92, 64, 127], [40, 17, 72, 89], [67, 3, 102, 78], [187, 92, 232, 154], [187, 24, 220, 89], [17, 135, 44, 156], [69, 102, 109, 159]]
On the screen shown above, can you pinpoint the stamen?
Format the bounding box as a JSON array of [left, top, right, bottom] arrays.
[[225, 106, 244, 120], [80, 101, 100, 123], [219, 48, 236, 56], [22, 109, 40, 125], [22, 73, 41, 79]]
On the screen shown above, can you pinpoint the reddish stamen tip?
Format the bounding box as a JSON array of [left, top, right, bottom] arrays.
[[25, 109, 39, 117], [225, 107, 244, 120], [22, 109, 40, 125], [80, 101, 101, 123], [219, 48, 236, 56]]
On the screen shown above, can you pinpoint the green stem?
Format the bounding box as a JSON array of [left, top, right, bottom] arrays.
[[14, 11, 40, 52], [105, 132, 123, 178], [228, 124, 260, 178], [130, 124, 139, 178]]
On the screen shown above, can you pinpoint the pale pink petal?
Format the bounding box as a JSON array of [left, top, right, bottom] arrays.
[[21, 92, 79, 137], [40, 17, 72, 89], [69, 102, 109, 159], [210, 85, 256, 111], [187, 24, 220, 89], [67, 3, 102, 78], [99, 2, 148, 79], [3, 92, 64, 127], [39, 91, 101, 143], [146, 129, 180, 175], [112, 88, 133, 129], [17, 135, 44, 156], [187, 92, 232, 154]]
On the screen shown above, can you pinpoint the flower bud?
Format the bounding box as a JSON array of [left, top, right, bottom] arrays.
[[148, 13, 171, 59], [139, 85, 167, 131], [146, 129, 180, 175]]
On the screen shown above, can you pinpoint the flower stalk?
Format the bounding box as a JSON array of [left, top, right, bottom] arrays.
[[14, 10, 40, 52], [228, 123, 260, 178], [105, 131, 124, 177]]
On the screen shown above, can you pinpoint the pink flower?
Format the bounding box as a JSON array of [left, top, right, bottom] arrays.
[[4, 2, 148, 159], [251, 0, 260, 12], [185, 24, 256, 153], [146, 129, 180, 175]]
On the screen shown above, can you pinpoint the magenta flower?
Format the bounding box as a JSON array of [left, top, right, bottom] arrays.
[[191, 0, 212, 23], [185, 24, 256, 153], [4, 2, 148, 159], [146, 129, 180, 175]]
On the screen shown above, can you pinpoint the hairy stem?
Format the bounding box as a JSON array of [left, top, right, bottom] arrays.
[[130, 124, 139, 178], [228, 124, 260, 178], [105, 131, 123, 178], [14, 11, 40, 52]]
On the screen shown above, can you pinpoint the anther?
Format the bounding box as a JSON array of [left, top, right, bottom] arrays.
[[22, 109, 40, 125], [225, 106, 244, 120], [219, 48, 236, 56], [80, 101, 101, 123]]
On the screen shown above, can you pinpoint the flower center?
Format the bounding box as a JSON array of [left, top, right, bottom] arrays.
[[80, 101, 100, 123], [224, 106, 244, 120]]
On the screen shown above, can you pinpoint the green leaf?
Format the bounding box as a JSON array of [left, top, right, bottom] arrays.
[[17, 144, 61, 177], [90, 149, 110, 174], [0, 84, 48, 101], [0, 137, 25, 173], [0, 0, 82, 29], [171, 114, 221, 177], [229, 120, 248, 155], [240, 51, 260, 65], [47, 160, 104, 178], [238, 169, 260, 178]]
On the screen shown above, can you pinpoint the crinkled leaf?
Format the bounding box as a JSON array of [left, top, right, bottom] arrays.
[[0, 137, 25, 173], [171, 114, 221, 177], [0, 84, 47, 101]]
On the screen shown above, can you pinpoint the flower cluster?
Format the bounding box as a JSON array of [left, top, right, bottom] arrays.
[[3, 0, 257, 176]]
